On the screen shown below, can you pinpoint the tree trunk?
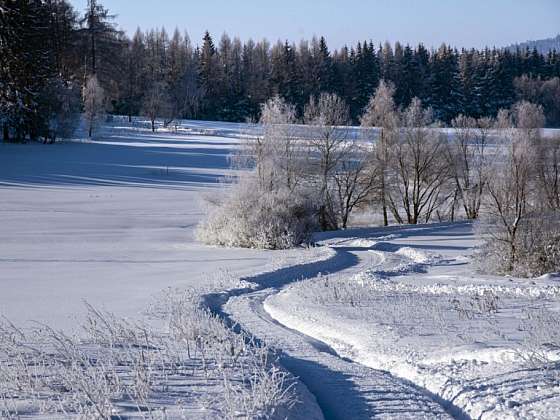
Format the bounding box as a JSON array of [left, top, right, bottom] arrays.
[[380, 173, 388, 226], [380, 128, 389, 226], [2, 124, 9, 142]]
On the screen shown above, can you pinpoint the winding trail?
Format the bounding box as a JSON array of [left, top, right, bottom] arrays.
[[205, 237, 458, 419]]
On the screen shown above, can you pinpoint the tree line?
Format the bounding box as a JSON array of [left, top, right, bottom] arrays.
[[2, 0, 560, 143]]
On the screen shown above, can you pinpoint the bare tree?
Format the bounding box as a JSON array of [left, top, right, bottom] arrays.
[[361, 80, 399, 226], [388, 98, 451, 224], [513, 101, 545, 136], [446, 115, 494, 220], [304, 93, 351, 230], [332, 143, 378, 229], [481, 102, 543, 272], [477, 101, 560, 276], [511, 101, 560, 211], [82, 74, 105, 138], [142, 81, 172, 132], [484, 132, 537, 272]]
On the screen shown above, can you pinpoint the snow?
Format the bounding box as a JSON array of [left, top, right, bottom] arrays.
[[264, 223, 560, 419], [1, 119, 559, 419], [0, 123, 277, 331], [0, 120, 325, 418]]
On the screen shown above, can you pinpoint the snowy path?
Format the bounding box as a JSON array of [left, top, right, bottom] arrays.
[[257, 224, 560, 419], [212, 239, 457, 419]]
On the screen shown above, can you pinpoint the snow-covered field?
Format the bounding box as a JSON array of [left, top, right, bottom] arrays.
[[1, 119, 559, 419]]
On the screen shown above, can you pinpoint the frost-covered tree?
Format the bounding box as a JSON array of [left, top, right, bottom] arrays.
[[482, 129, 537, 273], [446, 115, 494, 219], [388, 98, 451, 224], [198, 96, 316, 249], [83, 75, 105, 138], [361, 80, 399, 226], [537, 136, 560, 210], [478, 101, 560, 276], [304, 93, 351, 230], [249, 96, 303, 191], [331, 142, 378, 229]]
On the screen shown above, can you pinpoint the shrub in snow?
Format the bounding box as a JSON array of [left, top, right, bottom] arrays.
[[477, 213, 560, 278], [197, 179, 317, 250], [515, 308, 560, 383], [0, 295, 298, 419]]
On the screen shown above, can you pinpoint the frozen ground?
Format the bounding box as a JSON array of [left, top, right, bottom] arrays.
[[1, 119, 559, 419]]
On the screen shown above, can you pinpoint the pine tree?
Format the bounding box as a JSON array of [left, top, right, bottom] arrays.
[[271, 41, 302, 112], [395, 44, 421, 108], [118, 29, 146, 120], [1, 0, 58, 141], [199, 31, 222, 118], [315, 36, 335, 93], [79, 0, 124, 92], [414, 43, 431, 102], [350, 41, 379, 120], [489, 50, 516, 114], [428, 44, 464, 122]]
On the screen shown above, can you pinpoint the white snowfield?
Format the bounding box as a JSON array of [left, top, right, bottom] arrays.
[[1, 119, 559, 419]]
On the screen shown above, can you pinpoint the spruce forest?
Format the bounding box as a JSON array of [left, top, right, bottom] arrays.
[[1, 0, 560, 143]]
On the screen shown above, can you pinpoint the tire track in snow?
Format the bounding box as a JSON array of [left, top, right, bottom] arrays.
[[204, 244, 455, 419]]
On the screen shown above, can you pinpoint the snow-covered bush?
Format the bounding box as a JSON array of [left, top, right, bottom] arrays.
[[197, 178, 317, 250], [476, 213, 560, 277], [514, 214, 560, 277], [198, 96, 318, 250]]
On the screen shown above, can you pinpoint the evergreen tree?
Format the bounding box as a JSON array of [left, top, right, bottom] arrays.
[[315, 36, 335, 93], [351, 41, 379, 120], [428, 45, 464, 122], [79, 0, 123, 89], [271, 41, 302, 112], [198, 31, 221, 118], [395, 44, 421, 108], [1, 0, 58, 141]]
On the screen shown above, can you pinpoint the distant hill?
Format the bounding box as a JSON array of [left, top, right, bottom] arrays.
[[508, 35, 560, 54]]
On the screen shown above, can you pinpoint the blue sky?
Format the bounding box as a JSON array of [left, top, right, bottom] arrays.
[[71, 0, 560, 49]]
